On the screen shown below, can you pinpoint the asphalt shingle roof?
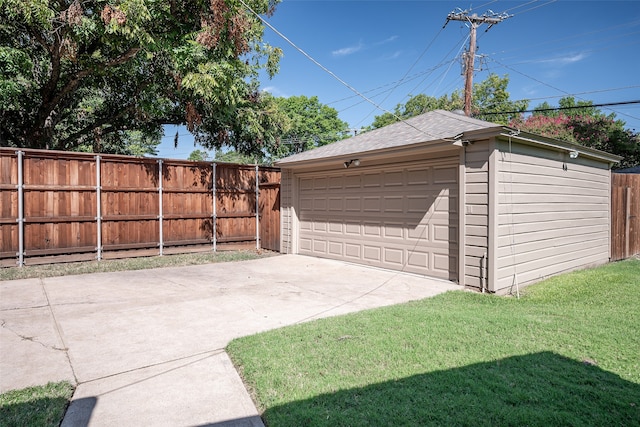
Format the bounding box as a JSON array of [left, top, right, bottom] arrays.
[[276, 109, 501, 165]]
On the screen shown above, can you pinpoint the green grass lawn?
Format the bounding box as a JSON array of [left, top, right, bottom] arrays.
[[227, 259, 640, 426], [0, 382, 73, 427], [0, 250, 273, 281]]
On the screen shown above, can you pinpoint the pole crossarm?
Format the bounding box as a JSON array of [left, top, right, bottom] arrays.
[[445, 8, 512, 116], [446, 9, 512, 26]]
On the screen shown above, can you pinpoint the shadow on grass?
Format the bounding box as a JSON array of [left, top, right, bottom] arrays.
[[263, 352, 640, 426], [0, 395, 84, 427]]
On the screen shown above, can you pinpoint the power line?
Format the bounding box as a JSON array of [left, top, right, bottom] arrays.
[[486, 57, 640, 123], [501, 0, 541, 14], [468, 0, 499, 13], [342, 30, 469, 120], [491, 18, 640, 62], [354, 25, 447, 127], [328, 60, 455, 107], [509, 0, 558, 16], [482, 99, 640, 116], [523, 86, 640, 102], [237, 0, 452, 141]]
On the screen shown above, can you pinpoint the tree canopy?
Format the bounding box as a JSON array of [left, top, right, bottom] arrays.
[[271, 95, 349, 157], [368, 75, 637, 167], [370, 74, 528, 129], [510, 97, 640, 169], [0, 0, 284, 155]]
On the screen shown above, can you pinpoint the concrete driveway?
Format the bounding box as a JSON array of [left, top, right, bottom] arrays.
[[0, 254, 460, 426]]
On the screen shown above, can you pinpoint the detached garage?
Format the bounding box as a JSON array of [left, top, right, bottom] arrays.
[[277, 110, 620, 293]]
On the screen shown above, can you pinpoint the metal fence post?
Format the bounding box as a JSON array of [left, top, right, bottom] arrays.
[[16, 150, 24, 267], [625, 187, 631, 259], [96, 155, 102, 260], [212, 162, 217, 252], [158, 159, 164, 256], [255, 165, 260, 250]]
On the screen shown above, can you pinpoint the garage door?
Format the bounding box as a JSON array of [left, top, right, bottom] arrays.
[[298, 157, 458, 280]]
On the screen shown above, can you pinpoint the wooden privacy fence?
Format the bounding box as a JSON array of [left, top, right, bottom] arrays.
[[0, 148, 280, 267], [611, 173, 639, 261]]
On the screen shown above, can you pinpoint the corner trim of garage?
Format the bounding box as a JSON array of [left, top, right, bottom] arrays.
[[458, 147, 466, 288], [487, 137, 499, 292]]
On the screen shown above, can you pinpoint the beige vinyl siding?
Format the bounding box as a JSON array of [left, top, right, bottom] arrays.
[[494, 140, 611, 292], [463, 140, 490, 290], [280, 169, 293, 254]]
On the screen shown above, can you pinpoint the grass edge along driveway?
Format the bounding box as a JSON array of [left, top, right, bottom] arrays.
[[228, 259, 640, 427], [0, 382, 73, 427]]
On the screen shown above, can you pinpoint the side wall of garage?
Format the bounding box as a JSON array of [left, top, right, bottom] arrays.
[[491, 139, 611, 293], [462, 140, 491, 290]]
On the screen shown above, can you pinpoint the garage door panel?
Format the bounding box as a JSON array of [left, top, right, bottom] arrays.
[[314, 177, 328, 190], [328, 198, 343, 211], [407, 196, 430, 212], [328, 241, 343, 256], [300, 220, 312, 231], [345, 198, 360, 211], [313, 239, 327, 253], [345, 222, 360, 234], [313, 222, 327, 232], [433, 225, 451, 242], [408, 224, 429, 240], [407, 169, 430, 185], [384, 223, 404, 239], [328, 176, 343, 188], [363, 173, 383, 187], [435, 196, 457, 213], [300, 197, 313, 211], [363, 246, 381, 262], [363, 197, 381, 211], [300, 178, 314, 190], [298, 161, 458, 280], [434, 166, 458, 183], [300, 238, 312, 251], [384, 171, 404, 186], [313, 198, 327, 211], [384, 247, 404, 265], [384, 196, 404, 212], [345, 243, 361, 258], [345, 175, 361, 188], [328, 223, 343, 233], [433, 253, 451, 273], [408, 251, 429, 269], [363, 223, 381, 237]]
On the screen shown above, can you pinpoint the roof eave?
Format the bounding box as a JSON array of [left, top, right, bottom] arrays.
[[275, 138, 462, 169], [502, 130, 623, 164]]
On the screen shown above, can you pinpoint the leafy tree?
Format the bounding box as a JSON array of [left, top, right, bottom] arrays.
[[470, 73, 528, 124], [533, 97, 599, 118], [272, 95, 349, 157], [214, 148, 261, 164], [371, 93, 463, 129], [0, 0, 284, 156], [510, 97, 640, 169], [370, 74, 528, 129], [188, 149, 210, 161]]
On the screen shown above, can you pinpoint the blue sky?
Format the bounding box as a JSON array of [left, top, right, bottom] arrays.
[[157, 0, 640, 159]]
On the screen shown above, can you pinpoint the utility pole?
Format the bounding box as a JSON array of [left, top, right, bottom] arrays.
[[445, 9, 511, 116]]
